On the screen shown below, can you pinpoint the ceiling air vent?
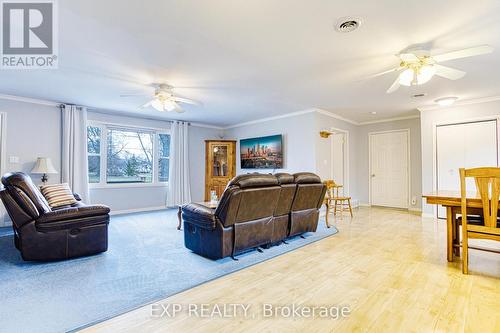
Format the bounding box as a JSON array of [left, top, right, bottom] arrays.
[[335, 17, 361, 33]]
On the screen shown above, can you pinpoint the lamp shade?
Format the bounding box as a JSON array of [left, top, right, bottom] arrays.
[[31, 157, 58, 174]]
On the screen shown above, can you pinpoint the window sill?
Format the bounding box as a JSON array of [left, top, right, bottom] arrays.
[[89, 183, 169, 190]]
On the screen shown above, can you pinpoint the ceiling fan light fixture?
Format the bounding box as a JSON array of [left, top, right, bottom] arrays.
[[399, 68, 414, 86], [151, 99, 164, 112], [163, 100, 177, 112], [435, 96, 458, 107], [417, 65, 436, 84]]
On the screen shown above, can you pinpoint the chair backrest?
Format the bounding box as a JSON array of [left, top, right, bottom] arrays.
[[0, 172, 52, 228], [324, 180, 339, 198], [215, 173, 281, 227], [460, 167, 500, 229], [291, 172, 326, 211]]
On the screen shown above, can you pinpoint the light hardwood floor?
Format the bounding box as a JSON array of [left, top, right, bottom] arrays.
[[81, 207, 500, 333]]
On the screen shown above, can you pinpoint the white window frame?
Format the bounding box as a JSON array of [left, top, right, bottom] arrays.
[[157, 133, 170, 183], [88, 120, 170, 189]]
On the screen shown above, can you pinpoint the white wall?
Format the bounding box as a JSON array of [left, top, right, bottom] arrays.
[[224, 112, 317, 174], [356, 118, 422, 209], [0, 99, 61, 184], [314, 112, 359, 201], [420, 100, 500, 215]]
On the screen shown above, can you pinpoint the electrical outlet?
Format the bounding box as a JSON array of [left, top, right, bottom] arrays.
[[411, 196, 417, 205]]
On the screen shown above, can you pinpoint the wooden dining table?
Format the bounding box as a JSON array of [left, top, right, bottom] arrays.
[[423, 191, 492, 262]]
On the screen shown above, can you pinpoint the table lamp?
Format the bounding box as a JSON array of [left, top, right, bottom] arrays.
[[31, 157, 58, 184]]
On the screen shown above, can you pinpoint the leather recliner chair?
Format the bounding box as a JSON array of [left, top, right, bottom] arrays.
[[182, 172, 326, 259], [0, 172, 110, 261]]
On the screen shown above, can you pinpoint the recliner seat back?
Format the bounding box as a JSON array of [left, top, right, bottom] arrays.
[[1, 172, 51, 228], [289, 172, 326, 237]]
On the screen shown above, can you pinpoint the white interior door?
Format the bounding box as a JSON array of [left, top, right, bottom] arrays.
[[331, 132, 345, 194], [436, 120, 498, 218], [370, 130, 409, 208]]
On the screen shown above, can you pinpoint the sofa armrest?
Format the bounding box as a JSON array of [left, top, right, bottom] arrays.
[[37, 204, 110, 224], [182, 203, 216, 230]]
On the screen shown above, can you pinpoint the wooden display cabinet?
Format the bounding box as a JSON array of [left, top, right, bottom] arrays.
[[205, 140, 237, 201]]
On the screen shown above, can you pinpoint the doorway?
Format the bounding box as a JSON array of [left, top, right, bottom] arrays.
[[369, 129, 409, 209], [330, 129, 349, 196]]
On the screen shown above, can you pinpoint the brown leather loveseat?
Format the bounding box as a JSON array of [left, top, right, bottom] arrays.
[[0, 172, 110, 261], [182, 172, 326, 259]]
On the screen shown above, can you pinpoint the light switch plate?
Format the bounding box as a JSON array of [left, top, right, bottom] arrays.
[[9, 156, 19, 164]]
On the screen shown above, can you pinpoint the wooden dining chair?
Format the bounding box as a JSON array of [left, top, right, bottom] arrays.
[[324, 180, 353, 219], [459, 167, 500, 274]]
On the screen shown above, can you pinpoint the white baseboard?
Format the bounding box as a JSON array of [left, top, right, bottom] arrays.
[[110, 206, 168, 216]]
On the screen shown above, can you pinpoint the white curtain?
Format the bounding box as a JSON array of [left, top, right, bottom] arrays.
[[61, 105, 90, 203], [167, 121, 191, 207]]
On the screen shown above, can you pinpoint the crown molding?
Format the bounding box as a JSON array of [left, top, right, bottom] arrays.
[[0, 93, 60, 107], [358, 115, 420, 125], [314, 108, 360, 125], [417, 95, 500, 112], [224, 108, 360, 129], [223, 109, 318, 129]]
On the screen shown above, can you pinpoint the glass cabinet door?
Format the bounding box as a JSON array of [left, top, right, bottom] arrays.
[[212, 144, 229, 177]]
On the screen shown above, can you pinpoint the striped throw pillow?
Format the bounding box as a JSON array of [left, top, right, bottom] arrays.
[[40, 183, 77, 208]]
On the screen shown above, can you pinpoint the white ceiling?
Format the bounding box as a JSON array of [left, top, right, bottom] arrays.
[[1, 0, 500, 126]]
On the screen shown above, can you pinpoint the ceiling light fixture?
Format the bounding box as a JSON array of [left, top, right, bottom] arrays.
[[151, 97, 178, 112], [399, 65, 436, 86], [435, 96, 458, 106], [370, 111, 377, 115]]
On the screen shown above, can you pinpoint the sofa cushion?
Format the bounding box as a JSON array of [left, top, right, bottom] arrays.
[[37, 203, 110, 224], [294, 172, 321, 184], [40, 183, 77, 208], [228, 173, 278, 188]]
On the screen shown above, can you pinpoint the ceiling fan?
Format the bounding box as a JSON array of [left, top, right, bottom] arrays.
[[369, 45, 493, 93], [120, 83, 201, 113]]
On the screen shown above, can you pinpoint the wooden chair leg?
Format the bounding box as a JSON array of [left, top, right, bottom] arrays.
[[446, 207, 454, 262], [333, 199, 337, 215], [348, 199, 353, 217], [325, 201, 330, 228], [454, 221, 461, 257], [462, 229, 469, 274]]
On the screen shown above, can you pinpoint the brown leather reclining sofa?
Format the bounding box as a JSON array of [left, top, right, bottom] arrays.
[[182, 172, 326, 259], [0, 172, 110, 261]]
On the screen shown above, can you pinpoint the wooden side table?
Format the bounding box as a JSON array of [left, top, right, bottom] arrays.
[[177, 202, 218, 230]]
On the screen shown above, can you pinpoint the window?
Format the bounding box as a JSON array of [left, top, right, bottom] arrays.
[[87, 126, 101, 183], [158, 134, 170, 182], [86, 123, 170, 186]]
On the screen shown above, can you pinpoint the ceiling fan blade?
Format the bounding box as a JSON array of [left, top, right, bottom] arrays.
[[140, 101, 152, 108], [434, 64, 466, 80], [433, 45, 493, 63], [399, 53, 419, 62], [173, 96, 201, 106], [386, 77, 400, 94], [175, 107, 186, 113], [366, 67, 402, 79], [120, 93, 149, 97]]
